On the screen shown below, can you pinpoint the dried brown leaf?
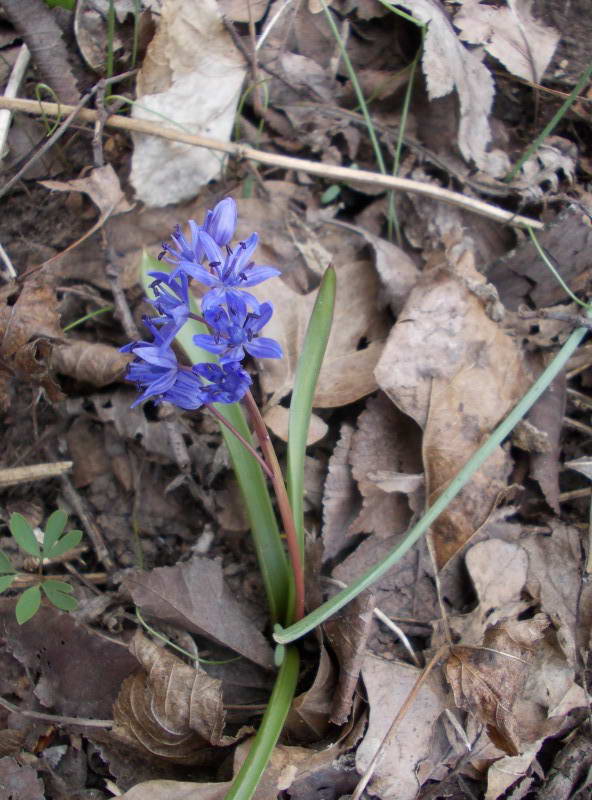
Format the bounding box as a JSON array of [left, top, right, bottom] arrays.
[[0, 600, 137, 718], [0, 278, 64, 410], [41, 164, 133, 221], [357, 654, 448, 800], [125, 557, 274, 669], [66, 416, 111, 489], [253, 258, 388, 407], [112, 632, 245, 763], [285, 646, 336, 742], [349, 394, 423, 538], [263, 404, 328, 445], [52, 340, 132, 387], [521, 522, 582, 666], [454, 0, 560, 83], [376, 266, 530, 567], [324, 589, 375, 725], [395, 0, 510, 176], [0, 756, 44, 800], [322, 422, 360, 562], [445, 615, 549, 756]]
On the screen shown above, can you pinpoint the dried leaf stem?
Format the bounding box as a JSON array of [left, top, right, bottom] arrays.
[[0, 96, 544, 230]]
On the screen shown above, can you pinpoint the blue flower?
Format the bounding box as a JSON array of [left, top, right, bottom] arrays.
[[146, 271, 191, 348], [121, 320, 209, 409], [197, 231, 281, 314], [202, 197, 237, 247], [194, 361, 252, 404], [158, 198, 238, 275], [193, 294, 283, 365]]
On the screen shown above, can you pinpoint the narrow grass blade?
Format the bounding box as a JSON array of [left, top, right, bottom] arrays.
[[224, 646, 299, 800], [275, 317, 590, 644], [140, 252, 289, 623], [287, 266, 336, 558]]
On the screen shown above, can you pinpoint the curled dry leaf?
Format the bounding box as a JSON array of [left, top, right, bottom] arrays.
[[375, 265, 530, 567], [51, 341, 132, 387], [0, 278, 64, 411], [445, 614, 549, 756], [112, 632, 248, 764]]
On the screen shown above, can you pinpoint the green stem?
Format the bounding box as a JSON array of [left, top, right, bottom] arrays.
[[224, 647, 299, 800], [274, 317, 590, 644], [242, 392, 305, 623]]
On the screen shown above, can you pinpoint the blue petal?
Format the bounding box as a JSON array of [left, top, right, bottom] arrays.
[[192, 334, 227, 354], [239, 265, 281, 286], [204, 198, 237, 246], [245, 338, 283, 359]]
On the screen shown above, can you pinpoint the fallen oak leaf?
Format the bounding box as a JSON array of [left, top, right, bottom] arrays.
[[444, 614, 549, 756]]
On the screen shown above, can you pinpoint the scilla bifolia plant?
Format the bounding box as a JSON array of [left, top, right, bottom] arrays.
[[126, 201, 592, 800], [124, 197, 335, 799], [1, 511, 82, 624]]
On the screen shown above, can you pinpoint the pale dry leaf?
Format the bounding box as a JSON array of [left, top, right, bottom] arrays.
[[395, 0, 510, 176], [0, 756, 44, 800], [349, 393, 423, 538], [527, 364, 565, 513], [357, 654, 447, 800], [51, 341, 132, 387], [520, 522, 582, 667], [130, 0, 246, 205], [41, 164, 133, 219], [565, 455, 592, 481], [112, 632, 245, 763], [445, 614, 549, 756], [454, 0, 560, 82], [376, 266, 530, 567], [125, 557, 274, 669], [321, 422, 360, 562], [263, 404, 328, 444], [213, 0, 267, 23], [484, 740, 541, 800]]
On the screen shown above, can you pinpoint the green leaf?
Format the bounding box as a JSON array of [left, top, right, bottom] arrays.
[[42, 580, 77, 612], [42, 510, 68, 558], [0, 575, 16, 593], [140, 251, 290, 624], [9, 513, 41, 558], [320, 184, 341, 205], [44, 530, 83, 559], [287, 266, 336, 560], [16, 585, 42, 624], [0, 549, 15, 574], [44, 0, 76, 9]]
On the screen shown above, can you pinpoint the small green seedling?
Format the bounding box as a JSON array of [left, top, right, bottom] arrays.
[[1, 511, 83, 624]]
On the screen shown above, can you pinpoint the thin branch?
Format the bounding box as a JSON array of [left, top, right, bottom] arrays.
[[0, 694, 113, 728], [0, 96, 544, 230]]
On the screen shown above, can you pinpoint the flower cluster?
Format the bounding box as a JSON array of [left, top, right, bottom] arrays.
[[122, 198, 282, 409]]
